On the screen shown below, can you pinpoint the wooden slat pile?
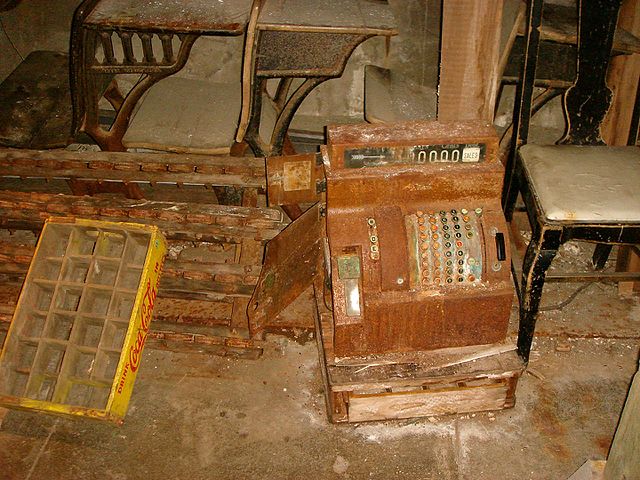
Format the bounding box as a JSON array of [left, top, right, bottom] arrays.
[[0, 148, 289, 358]]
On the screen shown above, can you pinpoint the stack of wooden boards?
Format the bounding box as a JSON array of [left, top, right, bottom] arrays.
[[0, 148, 294, 359]]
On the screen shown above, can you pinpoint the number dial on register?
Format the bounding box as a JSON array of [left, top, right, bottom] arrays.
[[407, 208, 483, 288]]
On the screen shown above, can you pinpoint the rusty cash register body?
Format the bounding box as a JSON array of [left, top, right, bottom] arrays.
[[323, 121, 514, 358], [250, 120, 522, 423]]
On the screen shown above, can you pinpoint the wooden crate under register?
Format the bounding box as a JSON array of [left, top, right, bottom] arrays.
[[313, 277, 524, 423]]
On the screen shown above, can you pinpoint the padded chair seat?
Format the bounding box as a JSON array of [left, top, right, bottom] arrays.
[[520, 144, 640, 223], [123, 76, 241, 154]]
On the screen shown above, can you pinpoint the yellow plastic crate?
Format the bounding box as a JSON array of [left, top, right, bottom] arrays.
[[0, 218, 167, 424]]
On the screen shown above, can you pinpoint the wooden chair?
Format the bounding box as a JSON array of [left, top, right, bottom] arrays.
[[70, 0, 261, 155], [121, 0, 262, 156], [502, 0, 640, 362]]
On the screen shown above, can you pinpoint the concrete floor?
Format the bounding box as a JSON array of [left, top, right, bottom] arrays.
[[0, 247, 639, 479], [1, 2, 639, 479]]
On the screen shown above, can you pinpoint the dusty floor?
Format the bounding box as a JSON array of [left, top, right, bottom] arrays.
[[0, 242, 639, 480], [1, 3, 639, 479]]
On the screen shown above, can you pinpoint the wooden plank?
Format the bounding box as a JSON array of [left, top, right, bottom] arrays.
[[496, 1, 527, 101], [231, 187, 266, 330], [438, 0, 504, 122], [2, 166, 264, 189], [601, 0, 640, 146], [0, 190, 286, 243], [0, 241, 261, 281], [329, 360, 522, 393], [616, 245, 640, 295], [601, 0, 640, 294], [146, 332, 262, 359], [603, 360, 640, 480], [257, 0, 397, 35], [153, 299, 233, 326], [348, 382, 509, 422], [0, 279, 262, 356], [84, 0, 252, 34], [0, 148, 266, 187], [516, 2, 640, 55]]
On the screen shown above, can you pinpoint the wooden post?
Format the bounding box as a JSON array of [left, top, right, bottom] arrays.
[[603, 360, 640, 479], [601, 0, 640, 145], [601, 0, 640, 294], [438, 0, 504, 122]]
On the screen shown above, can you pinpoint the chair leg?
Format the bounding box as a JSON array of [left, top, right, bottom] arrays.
[[502, 161, 521, 222], [592, 243, 613, 270], [517, 228, 560, 362]]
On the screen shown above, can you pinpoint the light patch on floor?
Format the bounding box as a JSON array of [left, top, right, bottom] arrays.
[[352, 419, 455, 444]]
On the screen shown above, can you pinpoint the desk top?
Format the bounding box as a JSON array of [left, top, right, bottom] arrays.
[[258, 0, 397, 35], [516, 3, 640, 55], [84, 0, 252, 34]]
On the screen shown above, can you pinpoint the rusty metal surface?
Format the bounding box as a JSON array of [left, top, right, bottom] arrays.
[[312, 274, 523, 423], [265, 152, 324, 206], [256, 31, 369, 77], [84, 0, 251, 34], [248, 203, 323, 336], [258, 0, 397, 35], [324, 121, 514, 357]]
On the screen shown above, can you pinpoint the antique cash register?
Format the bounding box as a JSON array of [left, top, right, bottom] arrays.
[[323, 121, 514, 357], [251, 120, 523, 422]]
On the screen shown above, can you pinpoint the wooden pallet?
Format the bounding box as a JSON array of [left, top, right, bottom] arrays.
[[313, 277, 524, 423]]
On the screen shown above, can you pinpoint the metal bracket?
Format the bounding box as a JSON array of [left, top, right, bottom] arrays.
[[316, 178, 327, 194]]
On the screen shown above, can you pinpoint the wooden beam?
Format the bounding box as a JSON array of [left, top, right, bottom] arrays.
[[601, 0, 640, 294], [603, 360, 640, 479], [438, 0, 504, 122], [0, 148, 267, 187], [601, 0, 640, 145]]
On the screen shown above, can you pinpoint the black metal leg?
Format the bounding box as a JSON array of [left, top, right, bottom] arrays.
[[592, 243, 613, 270], [503, 161, 521, 222], [517, 227, 560, 361]]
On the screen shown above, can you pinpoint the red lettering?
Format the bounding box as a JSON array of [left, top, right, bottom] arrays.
[[117, 363, 130, 394], [139, 280, 156, 332], [116, 262, 163, 390], [129, 330, 148, 373]]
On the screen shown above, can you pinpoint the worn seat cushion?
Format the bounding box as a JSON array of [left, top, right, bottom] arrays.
[[520, 144, 640, 223], [123, 76, 241, 154]]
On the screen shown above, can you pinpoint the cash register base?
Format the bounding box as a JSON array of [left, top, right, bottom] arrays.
[[313, 273, 523, 423]]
